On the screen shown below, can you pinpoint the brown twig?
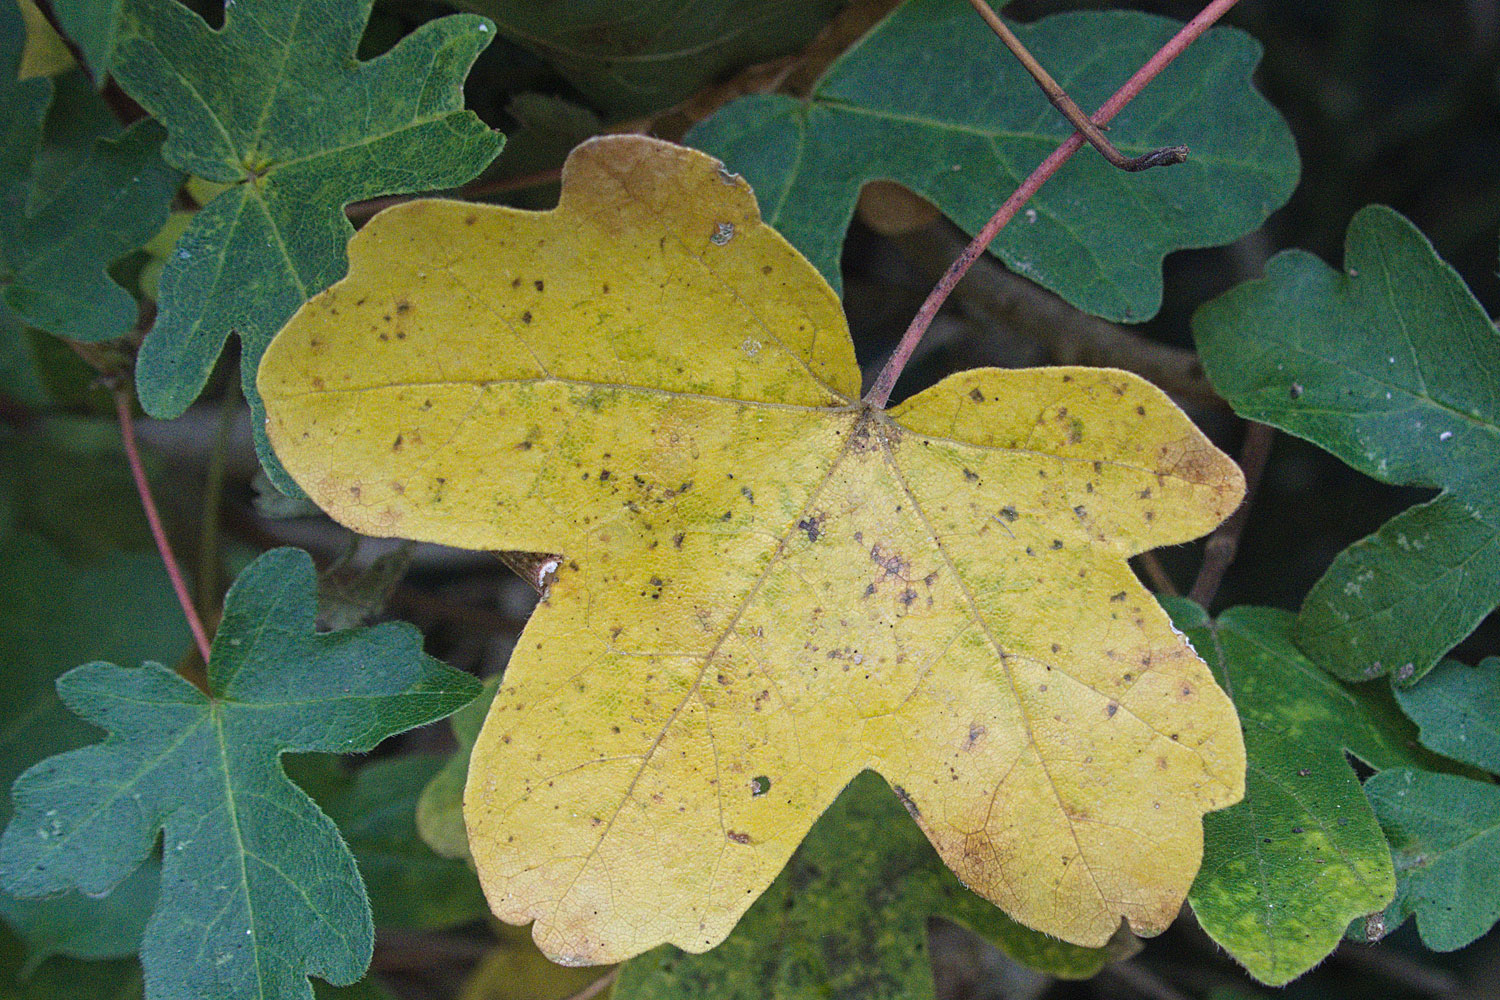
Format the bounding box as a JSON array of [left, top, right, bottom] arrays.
[[865, 0, 1245, 408], [114, 389, 215, 668], [344, 167, 564, 225], [1134, 551, 1181, 597], [965, 0, 1188, 171], [562, 968, 619, 1000], [1102, 961, 1197, 1000], [1187, 421, 1274, 607]]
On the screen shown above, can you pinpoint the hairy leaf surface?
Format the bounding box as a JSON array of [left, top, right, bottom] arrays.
[[1195, 206, 1500, 684], [686, 0, 1298, 319], [0, 548, 480, 1000], [1166, 601, 1422, 985], [614, 771, 1106, 998], [111, 0, 503, 487], [259, 135, 1246, 963]]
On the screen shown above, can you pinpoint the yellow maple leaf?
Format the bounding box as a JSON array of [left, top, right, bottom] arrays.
[[259, 135, 1246, 964]]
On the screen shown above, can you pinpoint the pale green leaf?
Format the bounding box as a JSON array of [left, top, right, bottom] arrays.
[[1167, 600, 1422, 986]]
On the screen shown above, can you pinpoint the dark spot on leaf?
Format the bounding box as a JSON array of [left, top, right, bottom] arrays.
[[963, 468, 979, 482], [750, 776, 770, 796], [391, 433, 403, 451], [521, 310, 532, 323], [534, 279, 545, 292], [727, 830, 751, 845], [797, 514, 824, 541], [1106, 702, 1119, 717], [969, 387, 985, 403]]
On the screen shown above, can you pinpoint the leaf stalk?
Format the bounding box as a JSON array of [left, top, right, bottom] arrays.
[[864, 0, 1245, 409], [114, 388, 215, 666], [965, 0, 1188, 172]]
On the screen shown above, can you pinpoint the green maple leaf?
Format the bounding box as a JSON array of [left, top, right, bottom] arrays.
[[1165, 601, 1426, 986], [613, 772, 1106, 1000], [685, 0, 1298, 320], [1360, 658, 1500, 951], [0, 3, 179, 346], [1195, 205, 1500, 685], [459, 0, 844, 117], [112, 0, 504, 488], [0, 548, 481, 1000], [286, 753, 488, 932], [0, 530, 188, 977]]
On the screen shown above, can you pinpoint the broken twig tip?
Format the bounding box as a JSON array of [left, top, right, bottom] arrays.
[[1124, 145, 1190, 172]]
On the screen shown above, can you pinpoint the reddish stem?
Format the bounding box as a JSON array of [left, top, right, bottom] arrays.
[[114, 390, 215, 665], [864, 0, 1244, 408]]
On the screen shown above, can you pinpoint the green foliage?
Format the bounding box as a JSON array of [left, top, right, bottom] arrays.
[[0, 417, 190, 991], [1359, 657, 1500, 951], [416, 676, 497, 861], [0, 924, 143, 1000], [1363, 770, 1500, 952], [1391, 657, 1500, 769], [0, 417, 149, 560], [1165, 600, 1424, 986], [47, 0, 123, 78], [613, 772, 1107, 1000], [687, 0, 1298, 319], [455, 0, 844, 118], [6, 0, 1500, 996], [0, 534, 183, 980], [1195, 206, 1500, 684], [287, 754, 488, 932], [112, 0, 504, 487], [0, 549, 480, 1000], [1, 4, 178, 346]]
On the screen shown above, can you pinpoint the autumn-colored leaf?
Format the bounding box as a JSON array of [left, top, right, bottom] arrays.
[[259, 135, 1246, 963]]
